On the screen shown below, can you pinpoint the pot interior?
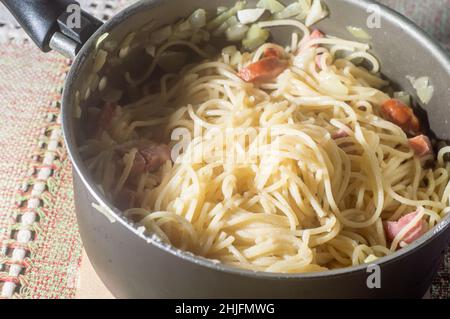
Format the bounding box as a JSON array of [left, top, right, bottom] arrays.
[[63, 0, 450, 278]]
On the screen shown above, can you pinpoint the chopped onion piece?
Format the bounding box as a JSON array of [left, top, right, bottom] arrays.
[[150, 25, 172, 44], [318, 71, 348, 95], [222, 45, 238, 56], [222, 46, 241, 66], [293, 47, 316, 69], [242, 24, 270, 51], [178, 19, 191, 32], [394, 91, 411, 106], [145, 45, 156, 57], [98, 76, 108, 92], [346, 26, 371, 40], [407, 76, 434, 104], [120, 32, 135, 48], [226, 24, 249, 41], [217, 6, 228, 14], [237, 8, 266, 24], [257, 0, 285, 14], [412, 76, 429, 90], [95, 33, 109, 49], [364, 254, 378, 263], [417, 86, 434, 104], [89, 73, 100, 92], [296, 0, 312, 20], [74, 91, 81, 119], [274, 2, 303, 19], [189, 9, 207, 29], [103, 40, 118, 53], [207, 1, 245, 30], [93, 49, 108, 72], [214, 16, 239, 36], [230, 51, 243, 66], [227, 16, 239, 27], [190, 29, 210, 44], [305, 0, 328, 26], [118, 32, 135, 59]]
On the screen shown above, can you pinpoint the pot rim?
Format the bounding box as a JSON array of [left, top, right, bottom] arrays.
[[62, 0, 450, 280]]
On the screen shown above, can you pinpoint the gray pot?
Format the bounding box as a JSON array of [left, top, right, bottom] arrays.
[[4, 0, 450, 298]]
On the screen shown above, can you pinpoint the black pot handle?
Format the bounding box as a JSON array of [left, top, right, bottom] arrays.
[[1, 0, 103, 57]]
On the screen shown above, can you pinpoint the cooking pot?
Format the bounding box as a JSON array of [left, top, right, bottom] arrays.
[[3, 0, 450, 298]]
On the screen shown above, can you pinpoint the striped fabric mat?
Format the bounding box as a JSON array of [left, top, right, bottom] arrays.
[[0, 0, 448, 298]]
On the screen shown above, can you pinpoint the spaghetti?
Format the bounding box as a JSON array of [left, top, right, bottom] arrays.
[[80, 15, 450, 273]]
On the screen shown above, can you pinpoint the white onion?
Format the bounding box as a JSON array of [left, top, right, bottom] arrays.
[[346, 26, 371, 40], [214, 16, 239, 36], [207, 1, 245, 30], [296, 0, 312, 20], [257, 0, 285, 14], [230, 51, 243, 66], [191, 29, 210, 44], [93, 49, 107, 72], [407, 76, 434, 104], [274, 2, 303, 20], [412, 76, 429, 90], [98, 76, 108, 92], [417, 86, 434, 104], [89, 73, 100, 92], [189, 9, 206, 29], [217, 6, 228, 14], [226, 24, 249, 41], [145, 45, 156, 57], [293, 47, 316, 69], [177, 20, 191, 32], [237, 8, 265, 24], [305, 0, 328, 26], [394, 91, 411, 106], [364, 255, 378, 263], [120, 32, 135, 49], [74, 91, 81, 119], [318, 71, 348, 95], [222, 45, 237, 56], [103, 39, 118, 53], [95, 33, 109, 49], [242, 24, 270, 50]]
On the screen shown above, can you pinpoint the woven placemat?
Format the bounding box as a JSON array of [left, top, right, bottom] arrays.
[[0, 0, 448, 299]]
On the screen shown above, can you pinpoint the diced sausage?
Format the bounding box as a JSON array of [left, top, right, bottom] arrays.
[[238, 57, 288, 83], [298, 29, 324, 52], [129, 142, 171, 176], [408, 135, 432, 156], [384, 211, 427, 244], [139, 143, 172, 171], [315, 54, 323, 70], [97, 103, 117, 134], [263, 47, 281, 58], [332, 129, 349, 139], [380, 99, 420, 135]]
